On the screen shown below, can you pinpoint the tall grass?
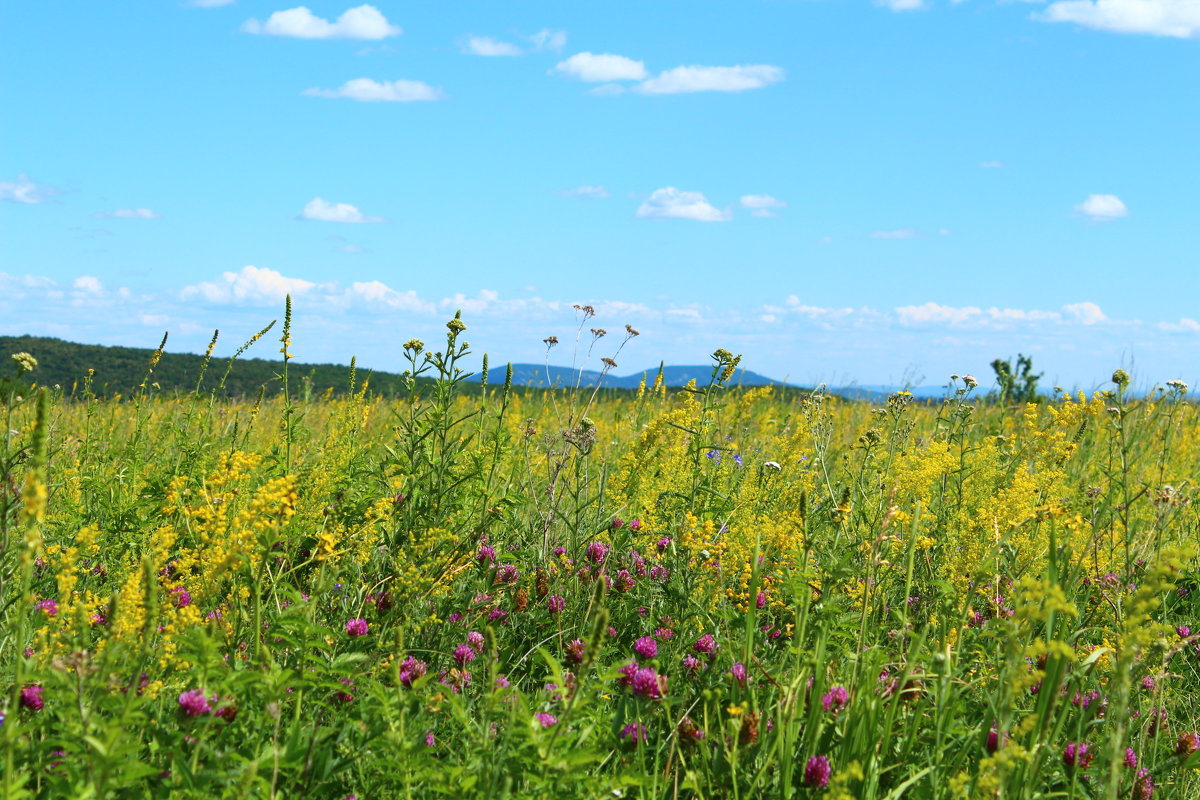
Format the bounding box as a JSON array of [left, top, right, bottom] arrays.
[[1, 320, 1197, 799]]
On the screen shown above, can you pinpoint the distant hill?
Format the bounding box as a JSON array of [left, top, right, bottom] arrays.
[[0, 335, 410, 398], [0, 336, 793, 398], [473, 363, 791, 389]]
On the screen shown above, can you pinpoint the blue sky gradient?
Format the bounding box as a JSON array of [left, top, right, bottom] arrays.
[[3, 0, 1198, 389]]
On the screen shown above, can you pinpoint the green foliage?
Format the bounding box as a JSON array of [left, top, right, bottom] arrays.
[[991, 353, 1044, 404]]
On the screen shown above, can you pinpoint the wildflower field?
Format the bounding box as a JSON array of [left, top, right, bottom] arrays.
[[3, 312, 1199, 800]]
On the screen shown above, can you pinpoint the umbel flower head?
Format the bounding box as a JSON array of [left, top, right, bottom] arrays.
[[11, 352, 38, 375]]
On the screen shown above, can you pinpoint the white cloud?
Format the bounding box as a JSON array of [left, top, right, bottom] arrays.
[[894, 301, 1107, 328], [303, 78, 443, 102], [94, 208, 160, 219], [636, 187, 731, 222], [896, 302, 983, 326], [563, 185, 610, 199], [740, 194, 786, 217], [182, 266, 318, 305], [1062, 301, 1108, 325], [1159, 317, 1200, 333], [1075, 193, 1127, 221], [877, 0, 927, 11], [529, 28, 567, 52], [587, 83, 627, 97], [980, 160, 1006, 168], [1039, 0, 1200, 38], [242, 4, 400, 39], [635, 64, 784, 94], [871, 228, 920, 239], [340, 281, 433, 313], [190, 0, 236, 6], [0, 174, 59, 204], [73, 276, 104, 294], [552, 52, 647, 82], [298, 197, 383, 223], [462, 36, 523, 56]]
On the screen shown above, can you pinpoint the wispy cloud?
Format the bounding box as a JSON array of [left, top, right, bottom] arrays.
[[740, 194, 786, 217], [1039, 0, 1200, 38], [242, 4, 400, 39], [189, 0, 236, 7], [636, 187, 731, 222], [562, 185, 610, 199], [302, 78, 443, 102], [1075, 193, 1128, 221], [1, 174, 60, 204], [529, 28, 567, 52], [298, 197, 383, 223], [552, 52, 647, 82], [871, 228, 921, 239], [461, 36, 523, 56], [876, 0, 927, 11], [980, 160, 1006, 169], [94, 208, 160, 220], [635, 64, 784, 94]]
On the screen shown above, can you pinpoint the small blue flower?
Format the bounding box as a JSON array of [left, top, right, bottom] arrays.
[[705, 450, 722, 463], [733, 454, 743, 467]]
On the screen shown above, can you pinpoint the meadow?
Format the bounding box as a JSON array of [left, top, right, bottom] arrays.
[[2, 308, 1198, 799]]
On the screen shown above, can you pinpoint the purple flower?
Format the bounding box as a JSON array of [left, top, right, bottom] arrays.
[[620, 721, 646, 744], [1177, 731, 1200, 757], [822, 686, 849, 715], [536, 713, 558, 728], [614, 570, 635, 592], [494, 675, 510, 690], [730, 662, 748, 687], [336, 678, 355, 703], [682, 655, 702, 672], [656, 537, 671, 552], [178, 689, 212, 717], [1063, 742, 1092, 769], [634, 636, 658, 659], [804, 755, 831, 789], [611, 518, 625, 529], [566, 638, 586, 664], [1141, 675, 1155, 690], [756, 591, 767, 609], [1133, 768, 1154, 800], [345, 618, 369, 637], [631, 667, 664, 699], [1124, 748, 1138, 769], [453, 643, 477, 666], [488, 608, 508, 623], [477, 544, 496, 565], [986, 727, 1000, 754], [172, 587, 191, 608], [35, 599, 58, 617], [495, 564, 520, 583], [19, 685, 44, 711], [425, 729, 435, 747], [694, 634, 716, 654], [547, 595, 566, 614], [617, 660, 639, 686], [1177, 626, 1192, 638], [467, 631, 485, 652], [629, 519, 641, 531], [552, 546, 566, 557], [586, 541, 610, 564], [399, 655, 428, 688]]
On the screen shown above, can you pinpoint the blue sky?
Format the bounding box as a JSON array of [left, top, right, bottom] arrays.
[[3, 0, 1198, 389]]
